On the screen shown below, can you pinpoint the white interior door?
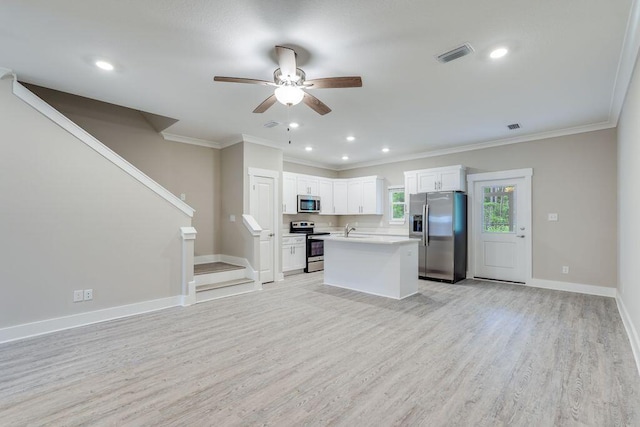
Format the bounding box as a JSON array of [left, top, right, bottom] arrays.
[[250, 175, 275, 283], [472, 177, 530, 283]]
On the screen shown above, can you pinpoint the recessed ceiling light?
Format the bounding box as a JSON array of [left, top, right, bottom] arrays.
[[95, 60, 114, 71], [342, 155, 349, 160], [289, 122, 299, 128], [305, 146, 313, 151], [346, 136, 355, 142], [382, 148, 390, 153], [489, 48, 508, 59]]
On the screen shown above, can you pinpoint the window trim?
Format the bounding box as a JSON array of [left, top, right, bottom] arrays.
[[388, 185, 406, 225]]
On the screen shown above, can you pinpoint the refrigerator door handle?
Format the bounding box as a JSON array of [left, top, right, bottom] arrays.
[[424, 204, 429, 246]]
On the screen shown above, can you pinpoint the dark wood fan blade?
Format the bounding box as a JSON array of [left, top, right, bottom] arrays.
[[304, 76, 363, 89], [275, 46, 297, 80], [302, 92, 331, 115], [253, 94, 277, 113], [214, 76, 275, 86]]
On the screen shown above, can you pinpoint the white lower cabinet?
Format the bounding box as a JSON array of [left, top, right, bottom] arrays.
[[282, 236, 306, 272]]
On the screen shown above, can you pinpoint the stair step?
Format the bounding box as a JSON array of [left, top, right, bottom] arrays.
[[194, 262, 244, 276], [196, 278, 254, 292]]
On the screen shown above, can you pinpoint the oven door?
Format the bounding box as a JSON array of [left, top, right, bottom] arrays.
[[306, 237, 325, 272]]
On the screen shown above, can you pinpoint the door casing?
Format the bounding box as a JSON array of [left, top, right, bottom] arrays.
[[467, 168, 533, 284]]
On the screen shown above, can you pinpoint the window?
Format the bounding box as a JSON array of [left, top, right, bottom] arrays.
[[482, 184, 516, 233], [388, 186, 405, 224]]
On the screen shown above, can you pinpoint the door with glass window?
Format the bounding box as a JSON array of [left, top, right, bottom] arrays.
[[473, 178, 528, 283]]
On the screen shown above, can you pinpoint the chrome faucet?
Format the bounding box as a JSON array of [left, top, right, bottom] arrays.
[[344, 223, 356, 237]]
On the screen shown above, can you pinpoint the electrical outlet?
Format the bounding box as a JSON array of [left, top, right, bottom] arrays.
[[73, 290, 83, 302], [548, 213, 559, 221], [562, 266, 569, 274], [84, 289, 93, 301]]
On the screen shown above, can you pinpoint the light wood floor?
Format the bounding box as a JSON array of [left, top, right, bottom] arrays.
[[1, 273, 638, 426]]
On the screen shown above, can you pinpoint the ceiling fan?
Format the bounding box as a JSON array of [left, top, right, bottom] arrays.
[[214, 45, 362, 115]]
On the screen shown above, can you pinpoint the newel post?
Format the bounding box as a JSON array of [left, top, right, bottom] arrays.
[[180, 226, 197, 306]]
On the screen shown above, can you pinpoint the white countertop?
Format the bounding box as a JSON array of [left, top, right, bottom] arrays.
[[315, 235, 419, 245]]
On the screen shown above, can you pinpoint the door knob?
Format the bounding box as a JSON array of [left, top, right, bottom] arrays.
[[516, 235, 525, 238], [269, 233, 275, 237]]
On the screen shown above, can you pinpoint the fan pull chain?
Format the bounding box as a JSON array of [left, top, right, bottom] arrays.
[[287, 105, 291, 144]]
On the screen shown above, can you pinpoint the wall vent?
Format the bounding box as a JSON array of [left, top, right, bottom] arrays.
[[264, 120, 280, 128], [507, 123, 521, 130], [436, 43, 475, 63]]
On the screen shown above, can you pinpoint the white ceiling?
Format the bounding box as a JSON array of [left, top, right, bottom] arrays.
[[0, 0, 637, 169]]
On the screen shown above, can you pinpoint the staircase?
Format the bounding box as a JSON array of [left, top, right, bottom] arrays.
[[194, 262, 257, 303]]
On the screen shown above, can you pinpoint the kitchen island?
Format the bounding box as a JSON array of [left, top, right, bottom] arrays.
[[315, 235, 420, 299]]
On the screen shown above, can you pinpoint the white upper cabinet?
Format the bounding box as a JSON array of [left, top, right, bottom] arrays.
[[405, 173, 418, 196], [318, 178, 334, 215], [296, 175, 318, 195], [282, 172, 298, 214], [346, 176, 383, 214], [405, 165, 466, 194], [333, 180, 349, 215], [282, 173, 383, 216]]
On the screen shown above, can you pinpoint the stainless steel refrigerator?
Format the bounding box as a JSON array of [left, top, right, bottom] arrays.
[[409, 191, 467, 283]]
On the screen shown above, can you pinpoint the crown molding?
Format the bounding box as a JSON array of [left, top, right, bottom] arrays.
[[240, 133, 284, 150], [282, 155, 338, 170], [0, 67, 15, 80], [161, 132, 223, 149], [326, 120, 616, 171], [609, 0, 640, 124]]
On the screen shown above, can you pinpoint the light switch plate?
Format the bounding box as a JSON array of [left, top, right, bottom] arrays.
[[73, 290, 83, 302], [548, 213, 558, 221]]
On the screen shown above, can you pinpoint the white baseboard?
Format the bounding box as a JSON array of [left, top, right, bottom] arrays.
[[194, 254, 217, 264], [526, 278, 617, 298], [616, 295, 640, 376], [0, 296, 182, 344]]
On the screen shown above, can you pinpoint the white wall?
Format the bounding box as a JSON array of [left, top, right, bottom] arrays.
[[0, 78, 191, 329], [617, 51, 640, 365]]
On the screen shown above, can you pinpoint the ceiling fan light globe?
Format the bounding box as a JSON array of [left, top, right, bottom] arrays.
[[275, 86, 304, 106]]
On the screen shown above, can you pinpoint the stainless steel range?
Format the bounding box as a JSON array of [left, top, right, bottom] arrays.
[[290, 221, 330, 273]]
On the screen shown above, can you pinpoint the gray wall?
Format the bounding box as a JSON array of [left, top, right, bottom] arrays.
[[285, 130, 617, 288], [617, 51, 640, 356], [327, 130, 618, 288], [0, 79, 191, 328], [25, 85, 220, 257], [220, 142, 244, 259]]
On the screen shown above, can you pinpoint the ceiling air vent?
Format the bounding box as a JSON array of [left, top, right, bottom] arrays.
[[507, 123, 521, 130], [436, 43, 474, 63], [263, 120, 280, 128]]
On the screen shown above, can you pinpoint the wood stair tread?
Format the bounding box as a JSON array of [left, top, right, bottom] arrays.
[[196, 278, 254, 292], [194, 262, 244, 275]]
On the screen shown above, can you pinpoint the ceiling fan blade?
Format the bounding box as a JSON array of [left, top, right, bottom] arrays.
[[214, 76, 275, 86], [253, 94, 277, 113], [275, 46, 297, 81], [304, 76, 363, 89], [302, 92, 331, 115]]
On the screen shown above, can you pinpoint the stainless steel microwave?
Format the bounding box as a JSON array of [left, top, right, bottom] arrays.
[[297, 195, 321, 213]]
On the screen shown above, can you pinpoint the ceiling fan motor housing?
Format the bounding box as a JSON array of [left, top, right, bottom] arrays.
[[274, 68, 306, 85]]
